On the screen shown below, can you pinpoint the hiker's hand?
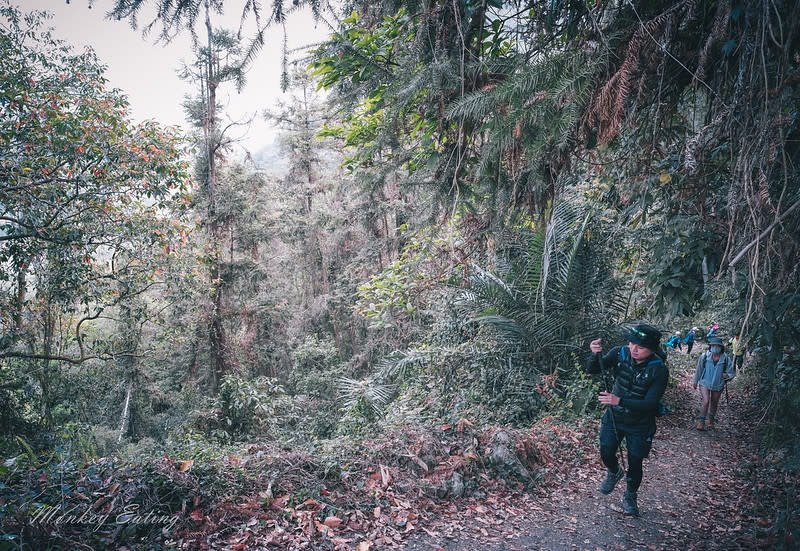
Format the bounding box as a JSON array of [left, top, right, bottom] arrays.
[[590, 338, 603, 354], [598, 392, 620, 406], [693, 383, 698, 389], [723, 374, 730, 380]]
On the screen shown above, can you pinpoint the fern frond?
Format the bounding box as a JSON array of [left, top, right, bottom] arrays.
[[337, 377, 395, 418]]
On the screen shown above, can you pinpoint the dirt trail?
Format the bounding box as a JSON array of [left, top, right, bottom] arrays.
[[403, 357, 771, 551]]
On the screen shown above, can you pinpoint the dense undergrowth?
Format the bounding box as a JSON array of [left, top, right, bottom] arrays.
[[0, 415, 597, 550], [3, 317, 798, 550]]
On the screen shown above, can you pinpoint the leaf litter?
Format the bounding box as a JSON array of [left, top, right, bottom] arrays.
[[3, 361, 796, 550]]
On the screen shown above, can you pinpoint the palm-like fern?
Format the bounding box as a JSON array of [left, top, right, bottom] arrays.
[[336, 377, 395, 420], [463, 200, 623, 349], [422, 195, 630, 420]]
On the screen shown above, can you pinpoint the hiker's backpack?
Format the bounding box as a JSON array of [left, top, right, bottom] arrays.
[[618, 346, 670, 417], [666, 335, 679, 348]]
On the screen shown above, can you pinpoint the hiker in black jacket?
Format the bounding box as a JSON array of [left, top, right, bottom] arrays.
[[586, 324, 669, 516]]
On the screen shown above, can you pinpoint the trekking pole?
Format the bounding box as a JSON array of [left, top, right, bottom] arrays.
[[724, 379, 730, 404], [596, 347, 627, 471]]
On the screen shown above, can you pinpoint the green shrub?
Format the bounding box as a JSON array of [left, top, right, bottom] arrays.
[[288, 335, 342, 397]]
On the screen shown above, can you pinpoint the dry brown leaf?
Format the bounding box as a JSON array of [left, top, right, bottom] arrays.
[[457, 417, 474, 432], [300, 512, 316, 536], [301, 498, 321, 509], [314, 521, 330, 535], [270, 494, 290, 511], [178, 459, 194, 472], [324, 516, 343, 528]]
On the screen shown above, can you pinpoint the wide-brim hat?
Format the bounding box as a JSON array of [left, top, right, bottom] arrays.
[[707, 336, 725, 347], [624, 324, 662, 351]]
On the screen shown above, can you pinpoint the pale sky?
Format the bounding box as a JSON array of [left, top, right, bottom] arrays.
[[20, 0, 331, 152]]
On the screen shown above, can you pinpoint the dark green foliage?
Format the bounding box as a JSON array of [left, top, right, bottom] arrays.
[[214, 375, 283, 439], [767, 347, 800, 445], [370, 194, 630, 424], [287, 335, 341, 396], [312, 0, 800, 352], [0, 364, 38, 454]]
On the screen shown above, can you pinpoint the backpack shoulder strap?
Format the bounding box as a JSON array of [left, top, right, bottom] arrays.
[[697, 352, 709, 380], [646, 355, 665, 374]]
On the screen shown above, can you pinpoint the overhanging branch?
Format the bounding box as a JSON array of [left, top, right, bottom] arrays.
[[727, 198, 800, 268], [0, 351, 98, 365]]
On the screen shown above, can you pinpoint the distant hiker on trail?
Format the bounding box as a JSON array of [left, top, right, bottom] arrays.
[[729, 333, 746, 372], [666, 332, 682, 353], [706, 324, 719, 340], [684, 327, 698, 354], [693, 336, 735, 431], [586, 324, 669, 517]]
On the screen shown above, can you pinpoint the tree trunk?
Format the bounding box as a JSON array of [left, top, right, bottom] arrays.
[[117, 284, 142, 441], [331, 316, 343, 355], [204, 0, 228, 390], [14, 265, 26, 333], [701, 255, 709, 294], [38, 303, 55, 426], [118, 380, 133, 443]]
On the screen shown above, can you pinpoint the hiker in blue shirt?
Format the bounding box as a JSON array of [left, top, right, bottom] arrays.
[[665, 332, 682, 353], [684, 327, 698, 354], [693, 336, 735, 430], [586, 324, 668, 517]]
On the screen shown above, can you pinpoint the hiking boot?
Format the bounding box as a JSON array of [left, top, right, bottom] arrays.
[[706, 418, 715, 430], [695, 420, 705, 430], [622, 491, 639, 516], [599, 468, 624, 495]]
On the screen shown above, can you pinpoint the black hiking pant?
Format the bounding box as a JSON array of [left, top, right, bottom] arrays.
[[599, 411, 653, 493]]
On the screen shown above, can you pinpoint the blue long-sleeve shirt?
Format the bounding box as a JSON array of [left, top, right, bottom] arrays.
[[694, 351, 735, 391]]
